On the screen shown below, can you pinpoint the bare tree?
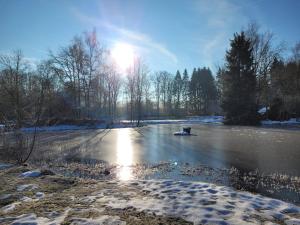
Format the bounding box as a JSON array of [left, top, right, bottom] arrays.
[[0, 50, 44, 163], [152, 72, 162, 117], [125, 58, 148, 125], [245, 22, 285, 107]]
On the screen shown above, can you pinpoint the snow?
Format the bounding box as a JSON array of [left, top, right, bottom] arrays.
[[96, 180, 300, 224], [258, 107, 268, 114], [1, 202, 20, 213], [3, 179, 300, 224], [3, 209, 70, 225], [18, 116, 300, 133], [262, 118, 300, 125], [131, 116, 224, 125], [21, 125, 91, 132], [0, 194, 12, 200], [35, 192, 45, 199], [20, 196, 34, 202], [0, 163, 12, 170], [285, 219, 300, 225], [69, 215, 126, 225], [20, 123, 135, 132], [20, 170, 41, 177], [0, 209, 125, 225], [19, 116, 223, 132], [17, 184, 38, 191], [174, 131, 190, 136]]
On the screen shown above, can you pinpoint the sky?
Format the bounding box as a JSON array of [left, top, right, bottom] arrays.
[[0, 0, 300, 75]]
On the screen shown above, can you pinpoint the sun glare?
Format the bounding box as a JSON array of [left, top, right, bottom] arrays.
[[111, 42, 135, 71]]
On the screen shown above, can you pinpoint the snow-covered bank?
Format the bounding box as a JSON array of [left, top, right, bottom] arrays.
[[261, 118, 300, 125], [0, 163, 12, 170], [98, 179, 300, 224], [19, 116, 223, 132], [15, 116, 300, 132], [126, 116, 224, 125], [20, 123, 130, 132]]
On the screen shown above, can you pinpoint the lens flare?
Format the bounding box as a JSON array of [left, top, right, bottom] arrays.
[[111, 42, 135, 70]]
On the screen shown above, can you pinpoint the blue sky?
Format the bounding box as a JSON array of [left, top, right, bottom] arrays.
[[0, 0, 299, 75]]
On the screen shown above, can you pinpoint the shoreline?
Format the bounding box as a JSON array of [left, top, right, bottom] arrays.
[[14, 116, 300, 133]]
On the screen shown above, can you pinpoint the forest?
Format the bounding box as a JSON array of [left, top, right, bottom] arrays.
[[0, 23, 299, 128]]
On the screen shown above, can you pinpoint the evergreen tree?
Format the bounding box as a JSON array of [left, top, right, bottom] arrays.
[[189, 67, 217, 114], [173, 70, 182, 111], [190, 68, 200, 113], [201, 67, 217, 114], [222, 32, 260, 125], [182, 69, 190, 113]]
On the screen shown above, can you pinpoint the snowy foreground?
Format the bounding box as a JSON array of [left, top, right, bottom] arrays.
[[1, 172, 300, 225], [102, 180, 300, 225]]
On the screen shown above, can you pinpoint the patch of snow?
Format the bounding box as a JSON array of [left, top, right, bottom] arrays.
[[20, 170, 41, 177], [258, 107, 268, 114], [17, 184, 38, 192], [1, 202, 20, 213], [35, 192, 45, 199], [70, 215, 126, 225], [285, 219, 300, 225], [0, 163, 13, 170], [142, 116, 224, 125], [80, 195, 97, 203], [20, 196, 34, 202], [97, 180, 300, 225], [4, 208, 70, 225], [3, 209, 123, 225], [7, 213, 57, 225], [173, 131, 190, 136], [0, 194, 11, 200], [262, 118, 300, 125], [21, 125, 89, 132], [0, 124, 4, 132]]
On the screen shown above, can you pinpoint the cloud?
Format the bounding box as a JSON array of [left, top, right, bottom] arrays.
[[194, 0, 243, 29], [190, 0, 249, 71], [72, 9, 178, 64]]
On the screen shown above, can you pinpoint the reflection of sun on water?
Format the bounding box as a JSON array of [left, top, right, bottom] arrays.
[[117, 129, 133, 180]]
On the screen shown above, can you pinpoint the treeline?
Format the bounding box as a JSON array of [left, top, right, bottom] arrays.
[[0, 30, 218, 127], [151, 68, 217, 118], [218, 23, 300, 125]]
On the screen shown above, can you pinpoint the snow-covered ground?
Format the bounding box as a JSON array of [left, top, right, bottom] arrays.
[[0, 163, 12, 170], [3, 179, 300, 224], [97, 180, 300, 225], [1, 166, 300, 225]]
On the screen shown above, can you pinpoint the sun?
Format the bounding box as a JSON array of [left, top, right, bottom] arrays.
[[111, 42, 135, 70]]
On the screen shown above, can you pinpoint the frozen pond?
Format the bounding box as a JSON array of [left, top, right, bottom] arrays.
[[36, 124, 300, 176]]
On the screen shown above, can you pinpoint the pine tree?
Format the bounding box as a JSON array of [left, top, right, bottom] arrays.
[[182, 69, 190, 114], [190, 68, 200, 113], [222, 32, 260, 125], [201, 67, 217, 114], [173, 70, 182, 111]]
